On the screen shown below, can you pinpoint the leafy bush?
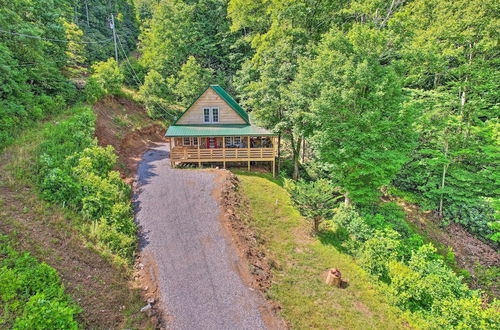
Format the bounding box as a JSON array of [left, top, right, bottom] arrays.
[[0, 237, 79, 328], [84, 77, 106, 104], [285, 179, 340, 232], [90, 58, 124, 96], [357, 229, 400, 282], [34, 107, 137, 262], [120, 57, 147, 88], [388, 244, 470, 312], [445, 201, 498, 244], [13, 293, 78, 330], [331, 205, 373, 251]]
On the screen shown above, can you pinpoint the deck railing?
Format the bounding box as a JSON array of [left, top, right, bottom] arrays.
[[170, 147, 275, 162]]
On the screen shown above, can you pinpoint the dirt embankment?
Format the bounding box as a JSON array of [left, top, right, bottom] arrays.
[[216, 171, 287, 329], [394, 197, 499, 296], [93, 95, 166, 183], [93, 95, 169, 328]]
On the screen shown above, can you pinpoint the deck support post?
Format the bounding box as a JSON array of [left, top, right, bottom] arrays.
[[272, 159, 276, 177], [247, 136, 250, 172], [222, 136, 226, 169], [197, 137, 201, 168]]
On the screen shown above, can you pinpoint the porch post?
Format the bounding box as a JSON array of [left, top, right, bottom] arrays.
[[197, 137, 201, 168], [247, 136, 250, 171], [222, 136, 226, 169]]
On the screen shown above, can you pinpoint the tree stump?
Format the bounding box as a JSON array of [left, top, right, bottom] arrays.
[[325, 268, 342, 288]]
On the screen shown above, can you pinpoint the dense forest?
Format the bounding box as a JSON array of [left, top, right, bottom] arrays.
[[133, 0, 498, 243], [0, 0, 498, 328]]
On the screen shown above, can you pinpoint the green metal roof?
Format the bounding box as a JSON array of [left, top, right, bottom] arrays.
[[165, 124, 274, 137], [172, 85, 250, 125]]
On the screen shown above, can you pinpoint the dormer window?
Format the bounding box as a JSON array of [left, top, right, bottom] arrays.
[[203, 107, 219, 123]]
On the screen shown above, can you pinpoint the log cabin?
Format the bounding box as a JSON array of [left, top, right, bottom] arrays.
[[165, 85, 278, 176]]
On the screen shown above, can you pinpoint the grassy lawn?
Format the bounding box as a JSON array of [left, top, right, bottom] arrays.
[[236, 172, 409, 329]]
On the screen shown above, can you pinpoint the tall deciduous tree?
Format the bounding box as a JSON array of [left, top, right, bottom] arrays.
[[301, 25, 417, 205], [175, 56, 213, 106]]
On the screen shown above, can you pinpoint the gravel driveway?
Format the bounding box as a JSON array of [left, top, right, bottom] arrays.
[[134, 143, 267, 330]]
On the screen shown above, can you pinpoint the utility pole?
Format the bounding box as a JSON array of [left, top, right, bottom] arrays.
[[110, 14, 118, 62]]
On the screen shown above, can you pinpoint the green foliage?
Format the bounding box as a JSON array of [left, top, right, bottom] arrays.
[[139, 69, 177, 120], [357, 229, 400, 282], [91, 58, 124, 96], [73, 0, 139, 63], [331, 205, 373, 250], [0, 1, 78, 150], [120, 57, 147, 88], [285, 179, 340, 232], [139, 0, 245, 89], [175, 56, 213, 106], [84, 77, 106, 104], [35, 107, 137, 261], [0, 237, 79, 328], [13, 293, 78, 330], [63, 21, 87, 77]]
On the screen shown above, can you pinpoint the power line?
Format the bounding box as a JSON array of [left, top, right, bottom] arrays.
[[116, 33, 177, 120], [0, 28, 113, 44]]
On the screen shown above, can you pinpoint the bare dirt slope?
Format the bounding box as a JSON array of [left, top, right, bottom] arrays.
[[394, 197, 499, 294], [93, 95, 165, 183]]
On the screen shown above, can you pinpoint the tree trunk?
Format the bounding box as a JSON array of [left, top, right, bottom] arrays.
[[438, 140, 449, 218], [344, 192, 351, 207], [277, 133, 281, 176], [291, 135, 302, 181], [302, 137, 306, 163]]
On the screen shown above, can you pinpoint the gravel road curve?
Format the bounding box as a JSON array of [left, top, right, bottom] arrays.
[[134, 143, 267, 330]]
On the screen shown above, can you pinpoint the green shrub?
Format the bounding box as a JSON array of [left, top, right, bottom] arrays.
[[13, 293, 78, 330], [432, 297, 500, 329], [89, 221, 136, 260], [120, 57, 146, 88], [0, 237, 79, 328], [84, 77, 106, 104], [331, 205, 373, 251], [40, 168, 82, 206], [90, 58, 124, 96], [73, 145, 117, 177], [34, 108, 137, 262], [357, 229, 400, 282], [388, 244, 470, 312]]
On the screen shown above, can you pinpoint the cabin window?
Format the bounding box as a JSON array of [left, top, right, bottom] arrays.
[[203, 107, 219, 123], [192, 137, 198, 145], [203, 108, 210, 122], [209, 137, 215, 148], [224, 136, 242, 147], [212, 108, 219, 122], [183, 137, 191, 146]]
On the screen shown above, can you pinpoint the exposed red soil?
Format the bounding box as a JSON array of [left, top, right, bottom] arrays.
[[93, 95, 166, 183], [215, 171, 287, 329]]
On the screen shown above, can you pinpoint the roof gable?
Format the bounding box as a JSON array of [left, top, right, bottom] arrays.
[[173, 85, 249, 125]]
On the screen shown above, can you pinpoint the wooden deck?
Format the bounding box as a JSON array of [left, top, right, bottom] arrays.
[[170, 147, 275, 162]]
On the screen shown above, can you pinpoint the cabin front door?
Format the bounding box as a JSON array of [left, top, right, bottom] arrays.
[[207, 137, 218, 148]]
